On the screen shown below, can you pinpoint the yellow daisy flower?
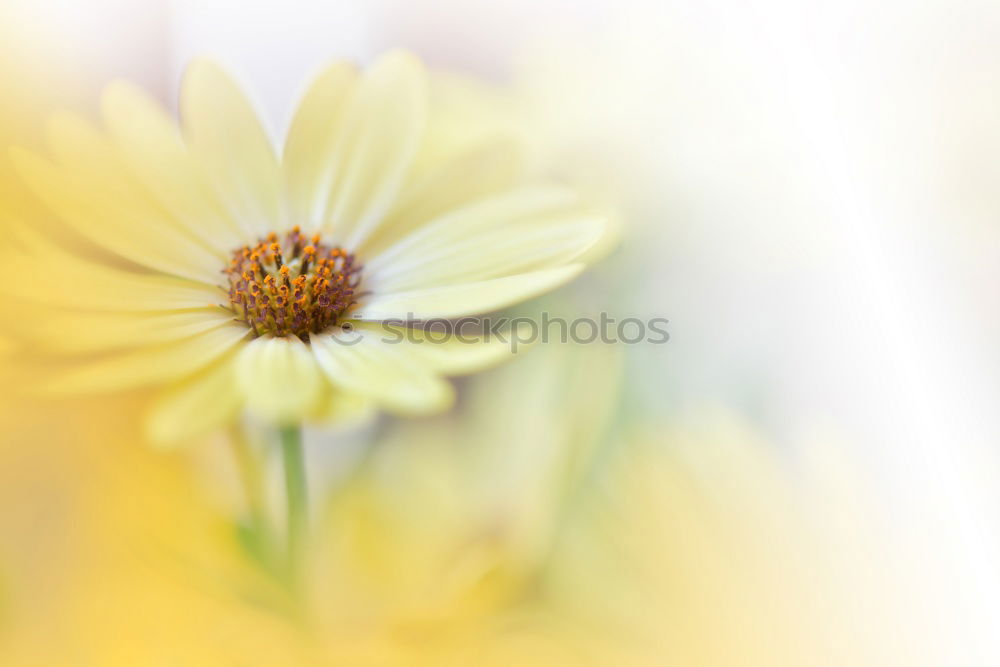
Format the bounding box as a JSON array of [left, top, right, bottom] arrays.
[[3, 51, 607, 445]]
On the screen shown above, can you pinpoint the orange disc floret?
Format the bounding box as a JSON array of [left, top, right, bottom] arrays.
[[224, 228, 361, 340]]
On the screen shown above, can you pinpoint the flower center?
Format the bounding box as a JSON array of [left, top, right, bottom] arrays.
[[225, 227, 361, 340]]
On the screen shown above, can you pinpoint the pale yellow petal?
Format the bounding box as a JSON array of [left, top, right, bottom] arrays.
[[45, 111, 228, 262], [282, 61, 359, 231], [357, 138, 521, 257], [311, 329, 453, 415], [347, 320, 523, 376], [235, 335, 326, 423], [367, 212, 605, 293], [41, 321, 249, 394], [363, 185, 597, 289], [7, 307, 235, 355], [180, 60, 282, 238], [10, 145, 222, 284], [101, 80, 249, 250], [1, 219, 224, 310], [352, 264, 585, 321], [308, 389, 377, 425], [320, 50, 427, 249], [414, 70, 524, 177], [145, 353, 243, 447]]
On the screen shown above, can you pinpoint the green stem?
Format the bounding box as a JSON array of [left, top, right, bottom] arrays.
[[280, 424, 307, 590]]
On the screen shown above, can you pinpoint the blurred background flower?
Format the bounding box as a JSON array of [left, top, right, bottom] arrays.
[[2, 0, 1000, 665]]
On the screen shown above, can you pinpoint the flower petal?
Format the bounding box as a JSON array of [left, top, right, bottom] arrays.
[[318, 50, 428, 249], [1, 222, 223, 311], [356, 138, 520, 258], [346, 320, 523, 375], [41, 321, 250, 394], [352, 264, 584, 321], [282, 61, 359, 232], [364, 186, 604, 293], [101, 80, 249, 251], [308, 389, 376, 425], [311, 329, 453, 415], [8, 307, 236, 355], [11, 138, 223, 284], [235, 335, 326, 424], [180, 60, 282, 238], [146, 353, 243, 447]]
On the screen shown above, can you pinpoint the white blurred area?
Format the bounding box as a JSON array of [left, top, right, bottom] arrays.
[[11, 0, 1000, 662], [0, 0, 167, 103]]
